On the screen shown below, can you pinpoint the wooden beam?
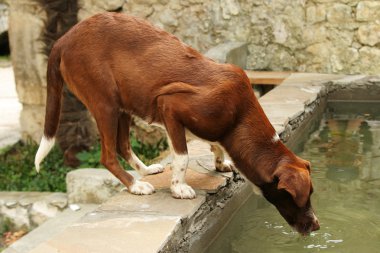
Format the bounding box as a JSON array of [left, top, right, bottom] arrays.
[[244, 70, 292, 85]]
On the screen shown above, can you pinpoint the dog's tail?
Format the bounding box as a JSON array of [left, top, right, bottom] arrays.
[[34, 46, 64, 172]]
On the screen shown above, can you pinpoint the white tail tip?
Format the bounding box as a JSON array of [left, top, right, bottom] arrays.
[[34, 136, 55, 173]]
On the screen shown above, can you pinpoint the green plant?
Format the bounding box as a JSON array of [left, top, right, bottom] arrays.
[[0, 135, 167, 192], [76, 135, 168, 169], [0, 140, 70, 192], [0, 218, 12, 235]]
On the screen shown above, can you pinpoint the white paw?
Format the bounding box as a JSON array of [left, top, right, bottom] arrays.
[[216, 159, 234, 172], [171, 183, 196, 199], [129, 180, 155, 195], [146, 164, 164, 175]]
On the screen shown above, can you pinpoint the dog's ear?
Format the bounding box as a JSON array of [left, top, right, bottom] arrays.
[[273, 165, 311, 207], [297, 156, 311, 172]]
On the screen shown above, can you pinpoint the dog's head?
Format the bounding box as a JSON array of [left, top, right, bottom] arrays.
[[261, 157, 319, 235]]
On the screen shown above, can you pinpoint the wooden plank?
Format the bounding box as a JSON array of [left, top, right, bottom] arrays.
[[244, 70, 292, 85]]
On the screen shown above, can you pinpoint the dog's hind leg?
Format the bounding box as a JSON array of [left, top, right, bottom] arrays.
[[117, 113, 164, 176], [93, 106, 154, 195], [210, 144, 234, 172]]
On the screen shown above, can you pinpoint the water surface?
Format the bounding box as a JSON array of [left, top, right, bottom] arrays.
[[206, 102, 380, 253]]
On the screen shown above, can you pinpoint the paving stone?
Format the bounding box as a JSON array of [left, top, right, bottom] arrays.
[[280, 73, 344, 87], [261, 103, 305, 124], [99, 190, 206, 219], [29, 213, 180, 253], [332, 75, 367, 85], [259, 86, 319, 106], [4, 204, 98, 253]]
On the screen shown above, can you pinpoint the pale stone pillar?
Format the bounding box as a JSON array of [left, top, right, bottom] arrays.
[[8, 0, 47, 142]]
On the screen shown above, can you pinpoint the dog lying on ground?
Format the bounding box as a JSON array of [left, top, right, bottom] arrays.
[[35, 12, 319, 234]]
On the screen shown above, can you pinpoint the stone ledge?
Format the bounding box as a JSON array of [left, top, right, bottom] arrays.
[[0, 192, 67, 230], [99, 190, 206, 219]]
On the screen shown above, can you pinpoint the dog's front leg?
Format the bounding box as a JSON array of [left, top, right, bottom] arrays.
[[210, 144, 234, 172], [170, 152, 195, 199], [159, 97, 196, 199], [166, 133, 196, 199]]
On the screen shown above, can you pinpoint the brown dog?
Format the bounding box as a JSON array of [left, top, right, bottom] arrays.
[[35, 12, 319, 234]]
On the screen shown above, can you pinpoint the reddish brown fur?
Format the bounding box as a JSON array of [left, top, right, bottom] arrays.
[[43, 13, 318, 233]]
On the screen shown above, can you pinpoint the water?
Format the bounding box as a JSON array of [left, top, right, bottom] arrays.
[[206, 102, 380, 253]]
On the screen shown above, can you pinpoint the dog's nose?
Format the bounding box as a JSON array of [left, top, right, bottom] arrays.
[[312, 219, 320, 231]]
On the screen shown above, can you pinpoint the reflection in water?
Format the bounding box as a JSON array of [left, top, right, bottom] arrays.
[[206, 102, 380, 253]]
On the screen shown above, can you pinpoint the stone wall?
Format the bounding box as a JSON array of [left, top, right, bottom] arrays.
[[0, 192, 67, 230], [8, 0, 380, 141], [118, 0, 380, 75]]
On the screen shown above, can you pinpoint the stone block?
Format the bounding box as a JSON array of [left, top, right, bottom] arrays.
[[356, 1, 380, 21], [29, 201, 60, 227], [326, 3, 352, 23], [132, 117, 166, 145], [158, 8, 178, 27], [0, 203, 30, 229], [78, 0, 125, 20], [358, 24, 380, 46], [303, 25, 327, 45], [247, 44, 269, 70], [66, 169, 130, 204], [204, 42, 248, 69], [0, 192, 68, 230], [358, 46, 380, 74], [306, 5, 326, 24], [305, 42, 333, 72], [220, 0, 240, 19]]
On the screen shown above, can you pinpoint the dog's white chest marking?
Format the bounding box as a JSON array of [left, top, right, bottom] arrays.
[[272, 133, 280, 143]]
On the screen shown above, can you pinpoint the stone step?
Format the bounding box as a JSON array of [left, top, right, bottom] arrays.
[[25, 190, 207, 253], [3, 204, 98, 253], [6, 140, 239, 253], [66, 169, 141, 204]]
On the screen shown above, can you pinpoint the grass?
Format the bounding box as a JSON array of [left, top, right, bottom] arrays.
[[0, 136, 167, 192]]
